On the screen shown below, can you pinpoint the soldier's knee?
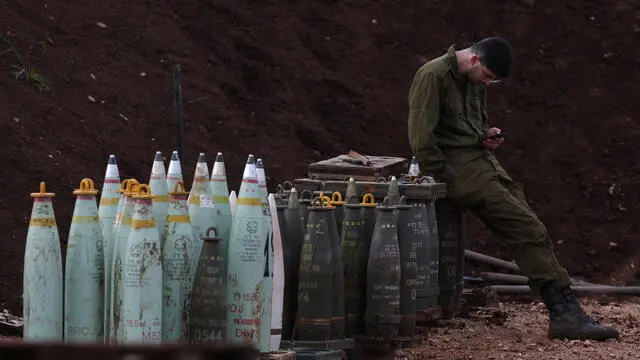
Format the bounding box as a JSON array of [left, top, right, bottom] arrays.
[[517, 218, 551, 247]]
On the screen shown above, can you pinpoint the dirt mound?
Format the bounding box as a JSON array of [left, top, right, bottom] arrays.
[[1, 0, 639, 314]]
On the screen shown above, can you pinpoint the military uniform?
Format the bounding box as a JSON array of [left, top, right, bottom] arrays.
[[407, 44, 570, 295]]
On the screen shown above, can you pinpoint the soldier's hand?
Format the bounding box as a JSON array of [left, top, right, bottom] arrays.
[[482, 127, 504, 150]]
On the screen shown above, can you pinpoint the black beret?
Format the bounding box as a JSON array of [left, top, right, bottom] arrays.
[[479, 37, 514, 78]]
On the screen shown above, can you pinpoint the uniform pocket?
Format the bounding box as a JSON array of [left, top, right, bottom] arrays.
[[484, 153, 514, 183], [446, 160, 473, 201], [445, 98, 464, 120], [446, 154, 495, 209]]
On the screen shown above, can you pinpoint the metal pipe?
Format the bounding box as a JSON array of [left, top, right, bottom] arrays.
[[472, 273, 598, 287], [465, 250, 598, 286], [491, 285, 640, 295], [478, 272, 529, 285], [464, 250, 521, 273]]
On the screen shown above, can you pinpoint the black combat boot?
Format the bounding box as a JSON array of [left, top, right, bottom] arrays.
[[539, 282, 619, 341]]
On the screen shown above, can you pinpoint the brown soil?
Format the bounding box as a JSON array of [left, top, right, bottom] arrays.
[[1, 0, 640, 356], [2, 298, 639, 359], [391, 298, 640, 360]]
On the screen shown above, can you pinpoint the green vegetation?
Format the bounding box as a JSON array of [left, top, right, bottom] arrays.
[[0, 34, 51, 93]]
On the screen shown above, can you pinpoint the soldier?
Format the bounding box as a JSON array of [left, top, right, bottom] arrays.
[[407, 37, 619, 341]]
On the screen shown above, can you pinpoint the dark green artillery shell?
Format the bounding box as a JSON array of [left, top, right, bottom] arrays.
[[333, 203, 345, 240], [345, 179, 358, 200], [426, 200, 440, 309], [340, 201, 366, 337], [283, 203, 306, 340], [407, 200, 437, 311], [435, 198, 466, 319], [295, 206, 334, 341], [359, 199, 377, 334], [395, 204, 416, 337], [365, 206, 402, 339], [323, 208, 345, 339], [298, 190, 314, 228], [386, 179, 401, 207], [362, 206, 376, 252], [277, 203, 287, 249], [189, 233, 227, 343]]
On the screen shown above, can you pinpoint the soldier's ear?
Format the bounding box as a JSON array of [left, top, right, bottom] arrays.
[[470, 55, 481, 65]]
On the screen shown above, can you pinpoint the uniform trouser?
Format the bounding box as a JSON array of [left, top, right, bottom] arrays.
[[444, 149, 571, 295]]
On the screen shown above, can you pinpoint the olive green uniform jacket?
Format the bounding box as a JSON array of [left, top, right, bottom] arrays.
[[408, 45, 570, 293]]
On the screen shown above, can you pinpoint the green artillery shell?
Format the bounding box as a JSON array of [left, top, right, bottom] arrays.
[[435, 198, 466, 319], [359, 193, 377, 333], [97, 155, 120, 340], [226, 155, 266, 347], [365, 202, 401, 339], [209, 152, 232, 278], [426, 198, 440, 309], [162, 181, 197, 342], [340, 194, 365, 337], [109, 181, 139, 344], [120, 184, 163, 343], [190, 227, 227, 343], [111, 179, 138, 245], [256, 158, 273, 352], [98, 155, 120, 231], [65, 178, 105, 343], [106, 178, 138, 344], [188, 153, 218, 273], [149, 151, 169, 240], [408, 199, 436, 311], [344, 177, 358, 201], [320, 195, 345, 340], [386, 176, 401, 207], [395, 197, 416, 337], [23, 182, 63, 341], [166, 151, 184, 196], [330, 192, 345, 238], [295, 201, 333, 341], [360, 193, 377, 267], [281, 188, 305, 340], [98, 155, 121, 336], [298, 189, 314, 228]]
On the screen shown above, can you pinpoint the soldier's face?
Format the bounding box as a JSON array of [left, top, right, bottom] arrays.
[[469, 56, 501, 85]]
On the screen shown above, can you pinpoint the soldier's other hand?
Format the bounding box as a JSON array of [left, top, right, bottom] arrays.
[[482, 127, 504, 150]]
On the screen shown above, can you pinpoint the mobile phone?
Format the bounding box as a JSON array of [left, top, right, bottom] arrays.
[[486, 133, 505, 140]]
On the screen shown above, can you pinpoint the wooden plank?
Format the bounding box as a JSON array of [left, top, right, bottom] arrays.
[[307, 172, 381, 182], [307, 155, 408, 181]]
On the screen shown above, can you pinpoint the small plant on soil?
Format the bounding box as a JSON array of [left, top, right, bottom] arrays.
[[0, 34, 51, 93]]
